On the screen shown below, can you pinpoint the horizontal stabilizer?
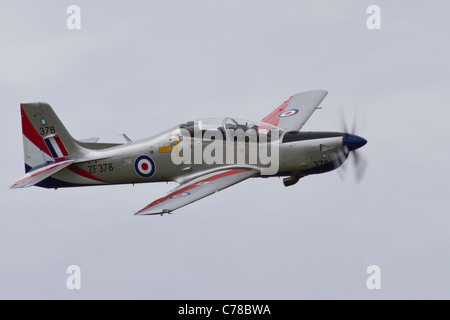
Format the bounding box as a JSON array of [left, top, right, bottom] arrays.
[[10, 160, 75, 189]]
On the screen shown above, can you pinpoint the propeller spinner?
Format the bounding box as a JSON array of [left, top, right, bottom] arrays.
[[334, 114, 368, 183]]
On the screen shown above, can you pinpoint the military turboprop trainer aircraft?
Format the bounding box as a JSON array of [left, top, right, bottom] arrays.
[[11, 90, 367, 215]]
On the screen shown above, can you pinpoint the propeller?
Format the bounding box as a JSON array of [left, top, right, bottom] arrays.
[[333, 110, 368, 183]]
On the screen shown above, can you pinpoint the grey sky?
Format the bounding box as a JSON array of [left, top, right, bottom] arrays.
[[1, 0, 449, 299]]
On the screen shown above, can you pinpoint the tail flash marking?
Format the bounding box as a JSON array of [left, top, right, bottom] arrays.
[[54, 136, 69, 156], [44, 136, 69, 160]]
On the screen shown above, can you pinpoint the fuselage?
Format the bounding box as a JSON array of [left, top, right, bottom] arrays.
[[37, 117, 365, 189]]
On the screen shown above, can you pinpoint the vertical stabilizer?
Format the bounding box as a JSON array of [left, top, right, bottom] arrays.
[[20, 102, 84, 172]]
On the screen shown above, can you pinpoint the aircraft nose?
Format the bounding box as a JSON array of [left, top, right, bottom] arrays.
[[343, 134, 367, 151]]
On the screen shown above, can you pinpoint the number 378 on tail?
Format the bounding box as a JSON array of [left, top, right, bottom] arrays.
[[11, 90, 367, 215]]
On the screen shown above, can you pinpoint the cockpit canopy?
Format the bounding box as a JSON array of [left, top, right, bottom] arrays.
[[177, 118, 283, 141]]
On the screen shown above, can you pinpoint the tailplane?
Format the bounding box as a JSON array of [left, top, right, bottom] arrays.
[[11, 159, 75, 189]]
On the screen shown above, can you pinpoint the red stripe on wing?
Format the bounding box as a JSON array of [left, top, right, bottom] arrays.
[[137, 169, 252, 213], [260, 96, 293, 127]]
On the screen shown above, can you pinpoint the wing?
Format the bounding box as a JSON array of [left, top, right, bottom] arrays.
[[261, 90, 328, 131], [10, 159, 75, 189], [135, 168, 259, 215]]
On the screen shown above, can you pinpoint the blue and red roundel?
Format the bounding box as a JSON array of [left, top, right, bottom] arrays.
[[277, 108, 299, 118], [134, 155, 155, 178]]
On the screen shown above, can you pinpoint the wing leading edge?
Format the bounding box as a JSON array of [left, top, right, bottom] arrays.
[[135, 168, 259, 215], [261, 90, 328, 132]]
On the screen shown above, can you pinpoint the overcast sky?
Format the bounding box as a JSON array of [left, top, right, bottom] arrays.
[[1, 0, 449, 299]]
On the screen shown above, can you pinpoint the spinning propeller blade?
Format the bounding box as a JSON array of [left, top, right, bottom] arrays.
[[335, 110, 368, 183]]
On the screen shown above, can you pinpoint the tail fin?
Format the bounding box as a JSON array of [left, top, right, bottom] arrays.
[[20, 102, 84, 173]]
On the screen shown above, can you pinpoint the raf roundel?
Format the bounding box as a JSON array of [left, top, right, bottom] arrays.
[[277, 108, 299, 118], [134, 155, 156, 178]]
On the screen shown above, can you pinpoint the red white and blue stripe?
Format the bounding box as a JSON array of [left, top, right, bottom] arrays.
[[44, 136, 69, 160]]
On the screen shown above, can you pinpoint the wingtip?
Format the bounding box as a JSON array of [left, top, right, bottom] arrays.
[[291, 89, 328, 98], [10, 181, 23, 189], [134, 209, 172, 216]]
